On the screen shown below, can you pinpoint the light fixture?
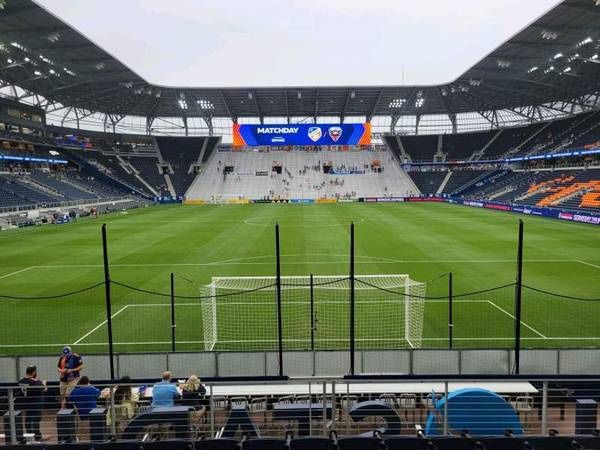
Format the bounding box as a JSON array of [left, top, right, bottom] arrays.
[[541, 30, 558, 40], [388, 98, 406, 108], [527, 66, 538, 73], [563, 66, 572, 73], [196, 99, 214, 110], [24, 56, 30, 62], [34, 70, 42, 76], [553, 52, 563, 59], [6, 58, 13, 64], [577, 37, 593, 47]]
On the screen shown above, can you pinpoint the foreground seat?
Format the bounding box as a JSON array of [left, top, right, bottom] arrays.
[[194, 438, 239, 450], [289, 436, 333, 450], [141, 440, 194, 450], [526, 436, 582, 450], [336, 436, 383, 450], [478, 436, 528, 450], [385, 435, 435, 450], [429, 436, 482, 450], [242, 438, 287, 450], [94, 442, 142, 450]]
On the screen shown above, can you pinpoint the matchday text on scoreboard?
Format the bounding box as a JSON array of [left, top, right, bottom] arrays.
[[233, 123, 371, 147]]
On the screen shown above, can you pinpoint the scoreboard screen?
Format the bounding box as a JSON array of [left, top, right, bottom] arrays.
[[233, 123, 371, 147]]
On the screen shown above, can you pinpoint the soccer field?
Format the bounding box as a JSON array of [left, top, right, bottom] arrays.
[[0, 202, 599, 355]]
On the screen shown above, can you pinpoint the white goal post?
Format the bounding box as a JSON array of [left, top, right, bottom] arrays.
[[200, 274, 426, 351]]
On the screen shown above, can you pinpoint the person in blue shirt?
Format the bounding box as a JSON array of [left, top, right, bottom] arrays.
[[152, 371, 180, 408], [68, 376, 100, 418]]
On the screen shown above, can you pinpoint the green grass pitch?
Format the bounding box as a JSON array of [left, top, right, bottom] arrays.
[[0, 202, 599, 355]]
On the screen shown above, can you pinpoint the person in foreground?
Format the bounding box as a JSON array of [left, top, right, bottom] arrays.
[[68, 376, 100, 418], [18, 365, 47, 442], [152, 371, 180, 407], [57, 346, 84, 408]]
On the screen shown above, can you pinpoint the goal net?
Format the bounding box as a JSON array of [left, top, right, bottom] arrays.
[[200, 274, 426, 352]]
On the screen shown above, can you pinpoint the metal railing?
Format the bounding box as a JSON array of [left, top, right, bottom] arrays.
[[1, 376, 599, 445]]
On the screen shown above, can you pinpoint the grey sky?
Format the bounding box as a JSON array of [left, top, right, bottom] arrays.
[[36, 0, 559, 87]]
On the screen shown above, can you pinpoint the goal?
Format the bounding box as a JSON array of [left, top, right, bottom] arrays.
[[200, 274, 426, 351]]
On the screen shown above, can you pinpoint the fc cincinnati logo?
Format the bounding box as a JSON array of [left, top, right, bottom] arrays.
[[308, 127, 322, 142], [328, 126, 342, 142]]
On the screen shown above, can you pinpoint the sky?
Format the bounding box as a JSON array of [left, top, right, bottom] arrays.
[[36, 0, 560, 88]]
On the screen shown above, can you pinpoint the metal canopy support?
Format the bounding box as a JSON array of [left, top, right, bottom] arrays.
[[182, 115, 188, 136], [203, 116, 214, 136], [145, 116, 154, 135], [367, 88, 385, 122]]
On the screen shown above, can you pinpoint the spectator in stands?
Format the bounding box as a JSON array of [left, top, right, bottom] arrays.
[[18, 365, 47, 442], [68, 376, 100, 418], [152, 371, 180, 407], [181, 374, 206, 408], [100, 375, 138, 425], [58, 346, 83, 408]]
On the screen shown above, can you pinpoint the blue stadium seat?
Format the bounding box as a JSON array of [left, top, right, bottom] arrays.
[[289, 437, 333, 450], [336, 436, 383, 450], [193, 439, 239, 450], [141, 440, 194, 450], [384, 436, 435, 450]]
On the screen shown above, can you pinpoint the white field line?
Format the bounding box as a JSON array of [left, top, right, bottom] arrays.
[[0, 266, 35, 280], [72, 305, 129, 345], [126, 300, 493, 307], [577, 260, 600, 270], [30, 259, 580, 268], [4, 336, 600, 348], [487, 300, 548, 339]]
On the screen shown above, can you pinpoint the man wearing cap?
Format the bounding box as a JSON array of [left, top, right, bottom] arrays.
[[57, 346, 84, 408], [18, 365, 47, 442]]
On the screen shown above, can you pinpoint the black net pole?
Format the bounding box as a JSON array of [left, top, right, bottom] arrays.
[[101, 224, 115, 380], [170, 273, 176, 353], [349, 222, 356, 376], [514, 220, 524, 374], [275, 223, 284, 377], [448, 272, 453, 349], [310, 273, 315, 352]]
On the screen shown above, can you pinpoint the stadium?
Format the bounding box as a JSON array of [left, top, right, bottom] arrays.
[[0, 0, 600, 447]]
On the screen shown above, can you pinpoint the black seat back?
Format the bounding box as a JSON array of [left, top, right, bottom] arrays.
[[289, 437, 333, 450], [526, 436, 579, 450], [194, 439, 240, 450], [479, 436, 526, 450], [337, 437, 383, 450], [385, 436, 433, 450], [141, 440, 194, 450], [430, 436, 480, 450], [242, 438, 287, 450]]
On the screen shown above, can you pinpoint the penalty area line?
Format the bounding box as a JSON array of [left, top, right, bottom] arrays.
[[577, 260, 600, 271], [72, 305, 129, 345], [486, 300, 547, 339], [0, 266, 36, 280]]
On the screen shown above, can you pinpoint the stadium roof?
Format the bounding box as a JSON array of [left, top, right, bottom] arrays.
[[0, 0, 600, 126]]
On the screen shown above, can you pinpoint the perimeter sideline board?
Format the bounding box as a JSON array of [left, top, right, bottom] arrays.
[[233, 123, 371, 147]]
